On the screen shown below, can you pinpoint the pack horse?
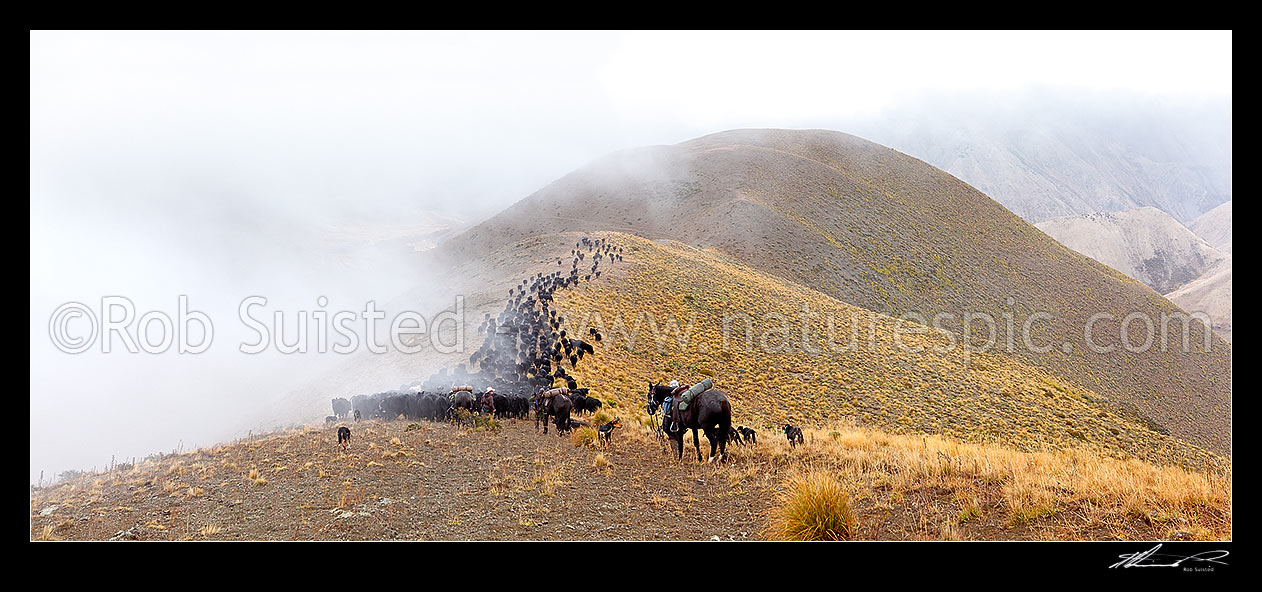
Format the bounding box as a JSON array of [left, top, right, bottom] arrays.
[[647, 380, 733, 463]]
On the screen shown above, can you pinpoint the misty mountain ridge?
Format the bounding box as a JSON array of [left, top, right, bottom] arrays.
[[1034, 207, 1227, 295], [1189, 199, 1232, 254], [1034, 206, 1231, 343], [846, 91, 1231, 224]]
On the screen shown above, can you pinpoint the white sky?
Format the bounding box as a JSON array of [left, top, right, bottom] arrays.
[[602, 30, 1232, 124], [30, 30, 1232, 219], [29, 30, 1232, 482]]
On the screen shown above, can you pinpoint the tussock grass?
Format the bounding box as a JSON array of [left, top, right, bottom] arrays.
[[570, 426, 599, 449], [35, 524, 61, 541], [531, 466, 565, 497], [488, 466, 515, 496], [762, 470, 856, 541], [760, 422, 1231, 539], [957, 496, 983, 523], [29, 368, 1229, 541], [473, 415, 502, 432], [337, 485, 366, 509]]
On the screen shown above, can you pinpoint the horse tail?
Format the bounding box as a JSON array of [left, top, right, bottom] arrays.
[[718, 396, 733, 437]]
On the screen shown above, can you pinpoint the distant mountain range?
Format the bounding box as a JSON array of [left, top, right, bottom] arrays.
[[846, 93, 1231, 345], [1034, 207, 1226, 295], [1167, 257, 1232, 343], [1034, 206, 1232, 343]]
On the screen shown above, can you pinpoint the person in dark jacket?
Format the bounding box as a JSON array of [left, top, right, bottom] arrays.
[[481, 388, 496, 416]]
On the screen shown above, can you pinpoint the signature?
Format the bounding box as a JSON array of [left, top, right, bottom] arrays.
[[1110, 544, 1229, 569]]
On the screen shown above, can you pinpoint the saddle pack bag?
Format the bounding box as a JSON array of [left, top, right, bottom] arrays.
[[542, 387, 570, 399], [676, 378, 713, 411]]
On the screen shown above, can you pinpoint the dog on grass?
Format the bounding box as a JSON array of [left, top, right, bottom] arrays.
[[783, 424, 804, 449], [337, 426, 351, 451], [598, 418, 622, 446]]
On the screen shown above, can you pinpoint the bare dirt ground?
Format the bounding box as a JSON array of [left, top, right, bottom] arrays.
[[30, 414, 1212, 541], [31, 417, 765, 541]]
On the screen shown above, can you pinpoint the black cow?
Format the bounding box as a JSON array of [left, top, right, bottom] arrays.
[[382, 394, 407, 420], [416, 394, 435, 421], [583, 396, 602, 414], [331, 398, 352, 419], [570, 393, 589, 415], [350, 395, 372, 421], [427, 394, 450, 422], [571, 339, 594, 358]]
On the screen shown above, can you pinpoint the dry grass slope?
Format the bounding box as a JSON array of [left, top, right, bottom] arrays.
[[553, 233, 1224, 471]]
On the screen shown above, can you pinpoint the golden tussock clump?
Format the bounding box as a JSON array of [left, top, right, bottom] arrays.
[[570, 427, 598, 449], [762, 470, 856, 541]]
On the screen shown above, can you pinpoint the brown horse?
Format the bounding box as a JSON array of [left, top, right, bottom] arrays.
[[648, 382, 732, 463], [535, 388, 573, 436]]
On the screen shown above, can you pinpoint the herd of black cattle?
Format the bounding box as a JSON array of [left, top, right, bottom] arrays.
[[326, 387, 771, 449], [327, 236, 619, 428], [322, 235, 801, 452], [326, 387, 603, 426]]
